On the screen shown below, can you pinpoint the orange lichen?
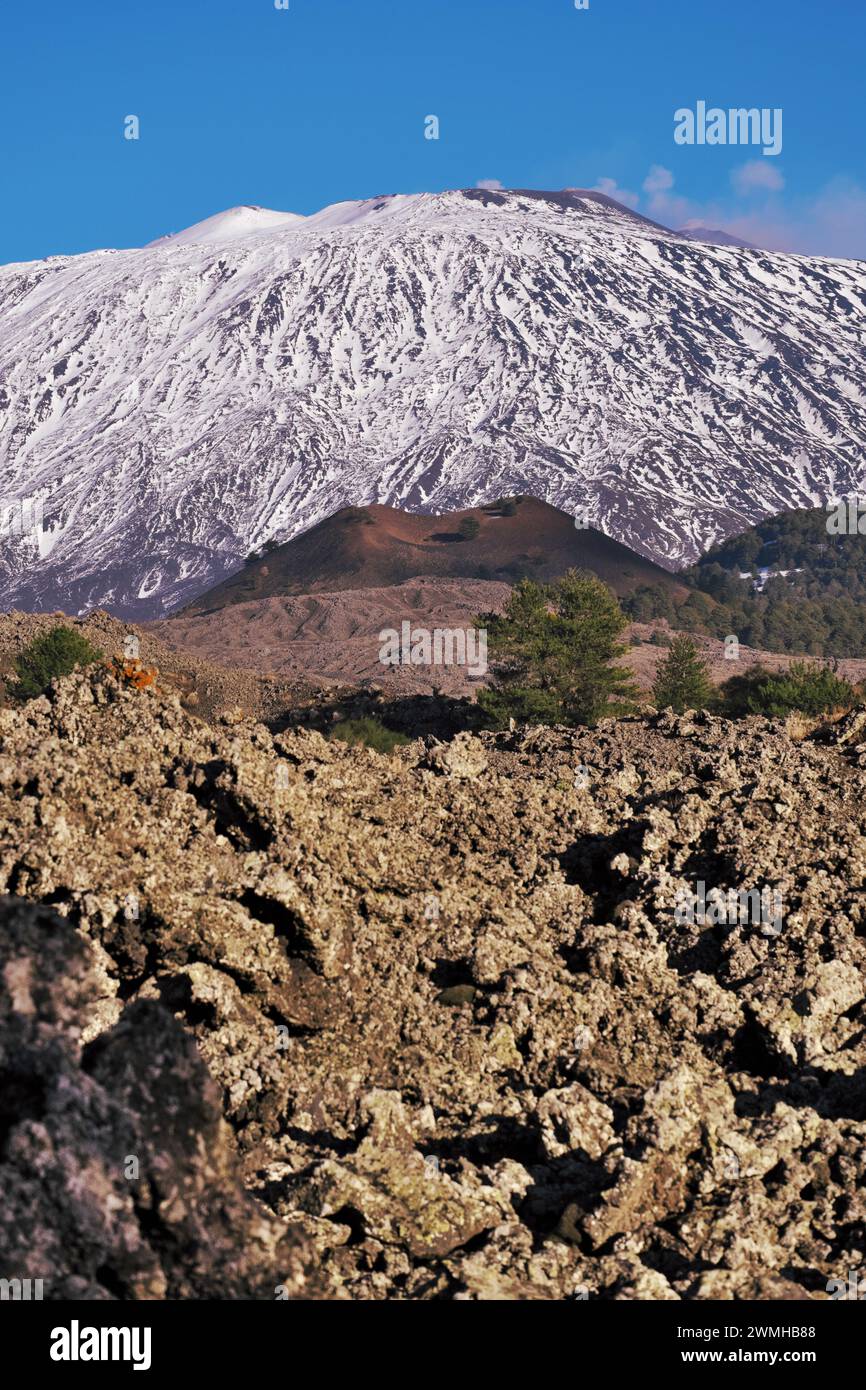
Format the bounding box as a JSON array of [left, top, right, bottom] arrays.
[[109, 655, 159, 690]]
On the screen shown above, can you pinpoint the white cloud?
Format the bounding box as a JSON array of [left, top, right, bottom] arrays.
[[643, 165, 674, 196], [731, 161, 785, 196], [641, 167, 692, 224], [592, 176, 639, 209], [476, 179, 504, 191], [583, 164, 864, 258]]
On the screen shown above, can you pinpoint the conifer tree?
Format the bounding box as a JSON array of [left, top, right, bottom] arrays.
[[651, 634, 713, 712], [478, 569, 639, 728]]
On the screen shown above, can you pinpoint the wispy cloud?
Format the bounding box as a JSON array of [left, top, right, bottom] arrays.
[[716, 178, 866, 258], [476, 178, 504, 191], [592, 163, 865, 258], [731, 160, 785, 196], [592, 176, 639, 209], [643, 165, 674, 196], [639, 166, 692, 224]]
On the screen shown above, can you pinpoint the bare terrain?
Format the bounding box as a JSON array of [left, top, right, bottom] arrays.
[[155, 578, 512, 696], [179, 498, 682, 616], [2, 605, 865, 716]]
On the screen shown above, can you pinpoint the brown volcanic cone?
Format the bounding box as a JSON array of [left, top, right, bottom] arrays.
[[179, 497, 683, 618]]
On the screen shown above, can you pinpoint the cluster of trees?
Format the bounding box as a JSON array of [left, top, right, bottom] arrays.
[[477, 571, 861, 728], [697, 507, 866, 575], [624, 507, 866, 657], [645, 635, 858, 718]]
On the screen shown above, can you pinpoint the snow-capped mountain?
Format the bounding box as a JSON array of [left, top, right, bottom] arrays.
[[0, 186, 864, 618]]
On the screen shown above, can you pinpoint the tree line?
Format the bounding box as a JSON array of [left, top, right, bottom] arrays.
[[624, 506, 866, 659], [476, 570, 861, 726]]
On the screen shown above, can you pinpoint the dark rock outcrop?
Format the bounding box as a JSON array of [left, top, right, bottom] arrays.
[[0, 896, 317, 1300]]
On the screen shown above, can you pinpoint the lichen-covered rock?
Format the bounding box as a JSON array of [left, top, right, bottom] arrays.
[[423, 731, 489, 779], [289, 1090, 508, 1260], [1, 670, 866, 1299], [535, 1084, 615, 1161]]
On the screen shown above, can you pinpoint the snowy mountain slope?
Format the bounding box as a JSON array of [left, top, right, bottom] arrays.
[[0, 186, 864, 618]]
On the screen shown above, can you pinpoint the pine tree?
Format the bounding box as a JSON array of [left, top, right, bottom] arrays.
[[651, 634, 712, 713], [477, 569, 639, 728]]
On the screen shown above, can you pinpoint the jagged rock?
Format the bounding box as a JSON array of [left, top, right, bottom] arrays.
[[288, 1090, 508, 1260], [535, 1084, 615, 1161], [0, 897, 318, 1300], [423, 732, 489, 779], [2, 669, 866, 1299]]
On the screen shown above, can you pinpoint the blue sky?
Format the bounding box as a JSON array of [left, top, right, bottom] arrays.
[[2, 0, 864, 263]]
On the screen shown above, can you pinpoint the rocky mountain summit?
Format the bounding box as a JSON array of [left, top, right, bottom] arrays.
[[1, 668, 865, 1299]]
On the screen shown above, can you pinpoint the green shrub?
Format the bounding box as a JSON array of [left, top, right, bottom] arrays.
[[716, 665, 769, 717], [328, 717, 410, 753], [458, 516, 481, 541], [10, 626, 103, 701], [719, 661, 858, 718]]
